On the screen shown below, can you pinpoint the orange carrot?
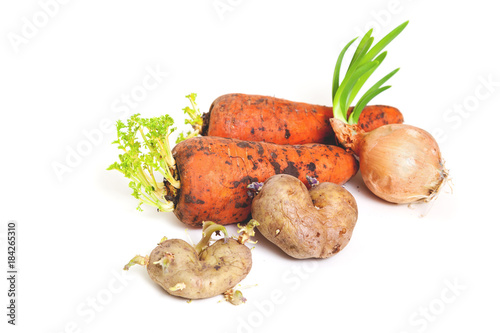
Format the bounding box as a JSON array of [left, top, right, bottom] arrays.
[[200, 93, 403, 145], [347, 105, 404, 132], [172, 136, 358, 226], [109, 115, 359, 227]]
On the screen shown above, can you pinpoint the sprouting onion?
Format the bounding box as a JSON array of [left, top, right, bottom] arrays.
[[329, 21, 449, 204], [332, 21, 408, 125]]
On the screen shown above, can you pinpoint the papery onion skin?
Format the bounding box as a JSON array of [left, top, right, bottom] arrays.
[[358, 124, 447, 203]]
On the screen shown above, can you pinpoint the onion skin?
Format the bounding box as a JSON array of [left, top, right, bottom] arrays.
[[330, 118, 448, 204]]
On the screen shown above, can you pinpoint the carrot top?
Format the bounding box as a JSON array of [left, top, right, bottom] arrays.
[[176, 93, 203, 143], [332, 21, 408, 124], [107, 113, 180, 212]]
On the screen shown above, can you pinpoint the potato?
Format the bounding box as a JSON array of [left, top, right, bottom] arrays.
[[148, 238, 252, 299], [124, 222, 255, 300], [251, 174, 357, 259]]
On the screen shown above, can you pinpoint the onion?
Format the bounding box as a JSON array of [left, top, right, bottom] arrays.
[[331, 119, 448, 204], [327, 21, 448, 203]]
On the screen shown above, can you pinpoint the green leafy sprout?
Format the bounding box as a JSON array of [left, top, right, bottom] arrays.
[[332, 21, 408, 124], [107, 113, 180, 212], [176, 93, 203, 144]]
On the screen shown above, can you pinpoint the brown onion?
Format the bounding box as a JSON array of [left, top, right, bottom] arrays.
[[330, 119, 448, 204]]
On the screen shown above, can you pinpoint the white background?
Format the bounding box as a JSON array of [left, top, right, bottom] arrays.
[[1, 1, 499, 332]]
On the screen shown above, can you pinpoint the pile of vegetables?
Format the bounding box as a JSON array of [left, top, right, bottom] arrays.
[[110, 20, 449, 303]]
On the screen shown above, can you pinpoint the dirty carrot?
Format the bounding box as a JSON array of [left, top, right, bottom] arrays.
[[108, 114, 358, 227], [179, 93, 403, 145], [346, 104, 403, 132]]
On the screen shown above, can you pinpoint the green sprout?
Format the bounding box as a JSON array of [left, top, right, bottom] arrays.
[[176, 93, 203, 143], [194, 222, 229, 255], [107, 113, 180, 212], [223, 288, 247, 305], [332, 21, 408, 125], [237, 219, 260, 245], [153, 252, 175, 274], [123, 254, 149, 270]]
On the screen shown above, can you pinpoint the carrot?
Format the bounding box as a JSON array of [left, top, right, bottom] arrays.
[[196, 93, 403, 145], [347, 105, 403, 132], [108, 114, 358, 227], [173, 136, 357, 226]]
